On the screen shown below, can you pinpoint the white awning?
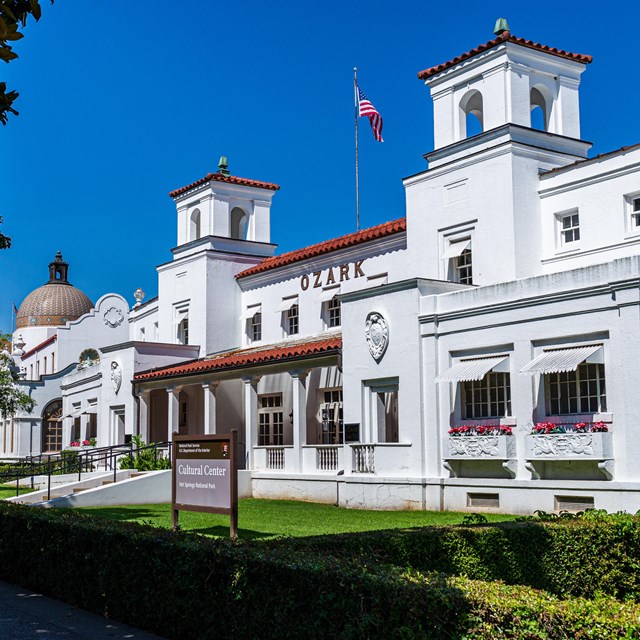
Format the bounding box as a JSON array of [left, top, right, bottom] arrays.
[[519, 345, 602, 375], [242, 305, 262, 320], [317, 288, 340, 303], [63, 409, 83, 419], [444, 238, 471, 259], [436, 356, 508, 383], [276, 297, 299, 312]]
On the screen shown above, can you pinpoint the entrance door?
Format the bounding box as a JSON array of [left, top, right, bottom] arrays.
[[42, 399, 63, 452]]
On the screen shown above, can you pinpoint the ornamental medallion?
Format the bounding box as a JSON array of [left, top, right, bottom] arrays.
[[365, 311, 389, 362], [103, 306, 124, 328]]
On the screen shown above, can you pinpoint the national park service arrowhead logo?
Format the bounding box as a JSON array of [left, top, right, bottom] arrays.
[[365, 311, 389, 362]]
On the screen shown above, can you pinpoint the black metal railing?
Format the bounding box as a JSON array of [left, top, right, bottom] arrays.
[[0, 441, 171, 501]]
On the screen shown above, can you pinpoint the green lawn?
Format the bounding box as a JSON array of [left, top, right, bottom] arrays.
[[74, 499, 517, 539], [0, 484, 34, 499]]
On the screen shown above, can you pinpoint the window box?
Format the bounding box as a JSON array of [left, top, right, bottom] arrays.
[[444, 434, 515, 460], [525, 431, 612, 460]]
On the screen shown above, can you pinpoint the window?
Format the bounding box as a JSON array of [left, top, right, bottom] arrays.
[[51, 352, 55, 373], [463, 373, 511, 419], [445, 238, 472, 285], [626, 195, 640, 233], [632, 197, 640, 227], [455, 248, 473, 285], [258, 394, 283, 445], [177, 314, 189, 345], [560, 212, 580, 245], [287, 304, 299, 335], [377, 390, 398, 443], [546, 362, 606, 415], [327, 296, 341, 328], [36, 360, 40, 378], [139, 327, 146, 341], [250, 312, 262, 342], [320, 389, 343, 444], [43, 356, 47, 375]]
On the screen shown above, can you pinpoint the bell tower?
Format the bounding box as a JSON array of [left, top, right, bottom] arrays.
[[420, 19, 592, 151], [171, 156, 279, 252]]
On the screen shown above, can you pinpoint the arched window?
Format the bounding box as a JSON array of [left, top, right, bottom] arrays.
[[189, 209, 201, 241], [459, 90, 483, 139], [230, 207, 247, 240], [530, 86, 549, 132]]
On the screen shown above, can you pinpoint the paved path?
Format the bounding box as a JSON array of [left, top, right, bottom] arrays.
[[0, 580, 165, 639]]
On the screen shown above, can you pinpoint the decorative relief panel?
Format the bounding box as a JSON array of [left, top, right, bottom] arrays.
[[365, 311, 389, 362], [446, 436, 515, 459], [103, 307, 124, 328], [525, 432, 612, 459]]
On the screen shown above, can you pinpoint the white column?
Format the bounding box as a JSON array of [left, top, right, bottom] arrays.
[[242, 376, 260, 470], [290, 370, 308, 472], [202, 382, 219, 435], [138, 390, 151, 443], [167, 386, 181, 442]]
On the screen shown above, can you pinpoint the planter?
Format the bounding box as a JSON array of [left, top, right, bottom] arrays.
[[525, 432, 612, 460], [444, 435, 515, 460]]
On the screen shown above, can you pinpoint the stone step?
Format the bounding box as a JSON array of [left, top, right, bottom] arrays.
[[130, 472, 146, 478], [72, 488, 87, 493], [101, 480, 114, 486]]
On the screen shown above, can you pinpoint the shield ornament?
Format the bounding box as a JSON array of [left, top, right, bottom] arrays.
[[365, 312, 389, 362]]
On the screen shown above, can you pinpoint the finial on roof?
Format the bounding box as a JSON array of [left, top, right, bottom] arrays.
[[218, 156, 230, 177], [493, 18, 510, 36]]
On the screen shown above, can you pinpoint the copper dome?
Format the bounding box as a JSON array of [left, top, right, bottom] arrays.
[[16, 253, 94, 328]]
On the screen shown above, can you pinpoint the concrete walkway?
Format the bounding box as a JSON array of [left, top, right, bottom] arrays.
[[0, 580, 165, 639]]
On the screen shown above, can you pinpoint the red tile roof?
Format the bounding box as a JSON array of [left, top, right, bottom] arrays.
[[20, 335, 57, 360], [418, 31, 592, 80], [134, 335, 342, 382], [236, 218, 406, 279], [169, 172, 280, 198]]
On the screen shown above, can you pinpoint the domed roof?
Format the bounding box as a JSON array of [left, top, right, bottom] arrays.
[[16, 253, 93, 328]]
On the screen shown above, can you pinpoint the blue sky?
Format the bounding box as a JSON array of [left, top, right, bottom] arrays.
[[2, 0, 640, 333]]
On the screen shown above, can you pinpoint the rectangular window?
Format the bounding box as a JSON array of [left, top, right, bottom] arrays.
[[287, 304, 299, 335], [377, 390, 399, 443], [250, 312, 262, 342], [546, 362, 606, 415], [51, 353, 55, 373], [560, 212, 580, 245], [320, 389, 343, 444], [327, 296, 341, 328], [258, 394, 283, 446], [43, 356, 47, 375], [36, 361, 40, 378], [455, 248, 473, 285], [139, 327, 146, 341], [174, 304, 189, 345], [462, 372, 511, 419], [633, 197, 640, 227]]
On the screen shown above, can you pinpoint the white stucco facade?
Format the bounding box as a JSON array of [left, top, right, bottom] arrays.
[[6, 26, 640, 514]]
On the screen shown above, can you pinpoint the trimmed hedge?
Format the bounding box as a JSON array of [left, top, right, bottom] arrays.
[[0, 503, 638, 639], [268, 516, 640, 601]]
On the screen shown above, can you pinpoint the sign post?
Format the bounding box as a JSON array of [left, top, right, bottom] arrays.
[[171, 430, 238, 539]]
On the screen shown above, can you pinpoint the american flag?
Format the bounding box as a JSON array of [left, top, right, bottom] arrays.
[[357, 86, 383, 142]]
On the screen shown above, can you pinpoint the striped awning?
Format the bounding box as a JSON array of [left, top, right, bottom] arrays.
[[317, 287, 340, 303], [519, 345, 602, 375], [242, 304, 262, 320], [276, 297, 298, 312], [444, 238, 471, 259], [436, 356, 508, 383]]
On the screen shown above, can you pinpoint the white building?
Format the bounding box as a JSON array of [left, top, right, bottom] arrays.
[[7, 22, 640, 514]]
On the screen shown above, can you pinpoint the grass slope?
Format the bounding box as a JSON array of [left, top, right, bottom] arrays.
[[74, 498, 516, 539]]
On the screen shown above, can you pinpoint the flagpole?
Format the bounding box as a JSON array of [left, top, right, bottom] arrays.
[[354, 67, 360, 232]]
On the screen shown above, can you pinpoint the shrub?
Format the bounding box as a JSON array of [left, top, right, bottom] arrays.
[[0, 503, 637, 639]]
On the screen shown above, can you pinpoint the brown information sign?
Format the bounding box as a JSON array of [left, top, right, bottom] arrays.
[[171, 431, 238, 539]]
